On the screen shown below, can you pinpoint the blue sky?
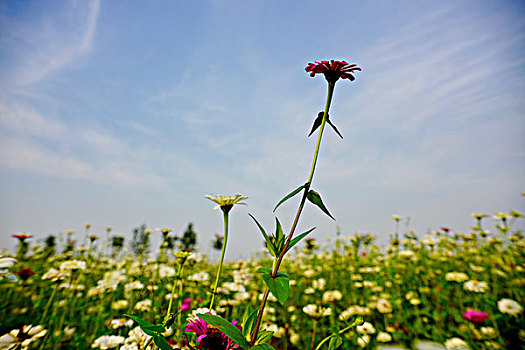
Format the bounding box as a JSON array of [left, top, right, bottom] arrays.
[[1, 0, 524, 258]]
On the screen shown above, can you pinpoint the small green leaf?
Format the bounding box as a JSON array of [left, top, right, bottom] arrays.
[[249, 214, 278, 257], [251, 344, 275, 350], [306, 190, 335, 220], [328, 334, 343, 350], [285, 227, 316, 253], [273, 184, 306, 212], [197, 314, 250, 350], [252, 342, 275, 349], [255, 330, 274, 345], [125, 314, 164, 336], [274, 218, 285, 251], [241, 306, 258, 340], [259, 271, 289, 305], [257, 267, 272, 274], [153, 335, 173, 350]]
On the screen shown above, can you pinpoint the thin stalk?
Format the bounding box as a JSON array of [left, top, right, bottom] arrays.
[[167, 263, 184, 316], [250, 81, 336, 346], [209, 210, 229, 310], [314, 318, 363, 350], [310, 320, 318, 350], [40, 283, 58, 323]]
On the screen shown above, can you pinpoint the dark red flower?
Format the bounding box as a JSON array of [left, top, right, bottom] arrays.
[[305, 60, 361, 84], [12, 233, 32, 241], [16, 267, 35, 280], [464, 309, 489, 323]]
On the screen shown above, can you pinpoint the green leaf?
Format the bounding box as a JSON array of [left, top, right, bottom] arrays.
[[328, 334, 343, 350], [251, 343, 275, 349], [255, 330, 274, 345], [273, 184, 306, 212], [274, 218, 285, 251], [286, 227, 316, 253], [241, 306, 258, 340], [153, 335, 173, 350], [258, 270, 289, 305], [125, 314, 164, 336], [249, 214, 278, 258], [197, 314, 250, 350], [306, 190, 335, 220]]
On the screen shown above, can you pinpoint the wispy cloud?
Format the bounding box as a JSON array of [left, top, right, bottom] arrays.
[[2, 0, 100, 88]]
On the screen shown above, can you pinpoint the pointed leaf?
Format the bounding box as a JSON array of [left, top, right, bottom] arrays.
[[274, 218, 285, 252], [257, 267, 273, 275], [197, 314, 250, 350], [241, 306, 258, 340], [259, 271, 289, 305], [326, 119, 343, 139], [252, 344, 275, 350], [328, 334, 343, 350], [285, 227, 316, 253], [273, 184, 306, 212], [308, 112, 324, 137], [125, 314, 164, 336], [255, 330, 274, 345], [249, 214, 278, 257], [153, 335, 174, 350], [306, 190, 335, 220]]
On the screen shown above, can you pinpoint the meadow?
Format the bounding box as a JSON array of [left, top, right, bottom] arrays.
[[1, 212, 524, 350]]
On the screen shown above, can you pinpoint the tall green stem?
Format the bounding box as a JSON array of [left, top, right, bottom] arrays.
[[167, 263, 184, 317], [209, 210, 229, 310], [250, 82, 335, 346]]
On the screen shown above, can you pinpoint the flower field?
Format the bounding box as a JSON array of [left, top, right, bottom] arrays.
[[1, 59, 524, 350], [1, 213, 524, 350]]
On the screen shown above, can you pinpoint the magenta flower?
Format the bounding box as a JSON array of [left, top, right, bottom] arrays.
[[464, 309, 489, 323], [185, 315, 242, 350], [185, 317, 208, 342], [305, 60, 361, 84], [180, 303, 191, 312]]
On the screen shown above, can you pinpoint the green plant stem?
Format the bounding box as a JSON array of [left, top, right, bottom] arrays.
[[310, 320, 318, 350], [209, 210, 229, 310], [167, 263, 184, 317], [40, 283, 58, 323], [250, 81, 335, 347], [314, 320, 361, 350]]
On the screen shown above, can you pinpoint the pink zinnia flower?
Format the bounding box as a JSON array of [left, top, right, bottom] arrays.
[[305, 60, 361, 84], [185, 314, 242, 350], [464, 309, 489, 323], [185, 317, 208, 343], [180, 303, 191, 312]]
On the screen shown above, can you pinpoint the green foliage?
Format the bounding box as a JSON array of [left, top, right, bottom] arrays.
[[273, 184, 306, 212], [197, 313, 251, 350], [180, 222, 198, 251], [153, 334, 173, 350], [131, 224, 149, 255], [241, 306, 259, 340], [251, 344, 275, 350], [328, 334, 343, 350], [254, 330, 274, 345], [125, 314, 164, 336], [306, 189, 335, 220], [249, 214, 315, 257], [257, 268, 290, 305]]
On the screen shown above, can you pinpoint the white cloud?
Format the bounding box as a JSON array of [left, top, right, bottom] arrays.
[[0, 100, 65, 139], [3, 0, 100, 88]]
